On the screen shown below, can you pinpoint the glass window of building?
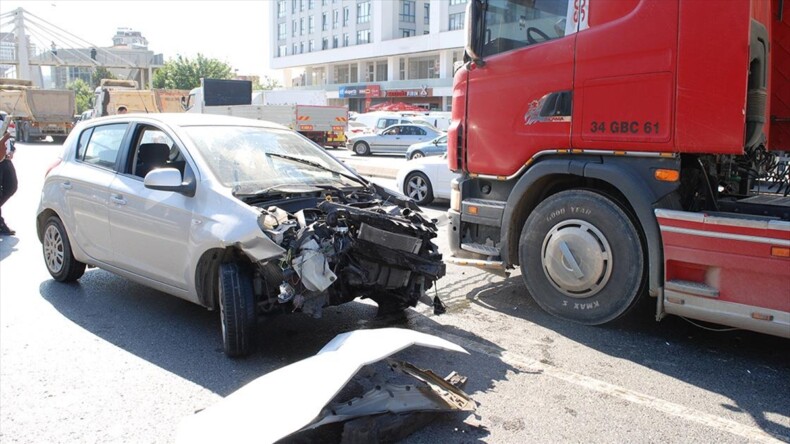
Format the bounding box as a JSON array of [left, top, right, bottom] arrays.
[[335, 65, 350, 83], [292, 0, 297, 13], [376, 61, 388, 81], [424, 3, 430, 25], [300, 0, 305, 11], [400, 1, 415, 22], [308, 0, 315, 9], [408, 55, 439, 79], [322, 38, 328, 50], [278, 1, 287, 17], [292, 20, 297, 36], [333, 35, 339, 48], [333, 9, 339, 27], [322, 13, 328, 31], [449, 0, 467, 4], [300, 42, 304, 53], [309, 16, 315, 33], [292, 43, 298, 54], [278, 23, 287, 40], [356, 29, 371, 44], [449, 12, 465, 30], [401, 28, 415, 38], [399, 58, 406, 80], [278, 45, 287, 57], [309, 40, 315, 52], [343, 33, 349, 46], [300, 18, 305, 35], [357, 2, 370, 24], [351, 64, 358, 82], [343, 7, 350, 26]]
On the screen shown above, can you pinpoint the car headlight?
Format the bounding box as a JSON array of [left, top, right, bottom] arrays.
[[450, 177, 461, 212]]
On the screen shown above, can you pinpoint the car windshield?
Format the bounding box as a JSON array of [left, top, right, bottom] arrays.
[[182, 125, 360, 194]]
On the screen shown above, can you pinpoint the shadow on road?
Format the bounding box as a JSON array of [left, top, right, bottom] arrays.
[[0, 235, 19, 261], [463, 275, 790, 440], [38, 268, 519, 441]]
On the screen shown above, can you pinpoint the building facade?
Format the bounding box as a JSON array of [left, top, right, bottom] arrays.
[[269, 0, 467, 112]]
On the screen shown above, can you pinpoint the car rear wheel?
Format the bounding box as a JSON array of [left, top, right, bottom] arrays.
[[353, 141, 370, 156], [405, 172, 434, 205], [409, 151, 425, 160], [42, 216, 86, 282], [218, 262, 257, 357]]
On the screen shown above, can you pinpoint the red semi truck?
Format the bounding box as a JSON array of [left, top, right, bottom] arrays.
[[447, 0, 789, 338]]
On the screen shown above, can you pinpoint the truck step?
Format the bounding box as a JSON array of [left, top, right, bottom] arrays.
[[665, 280, 719, 298], [460, 242, 500, 257]]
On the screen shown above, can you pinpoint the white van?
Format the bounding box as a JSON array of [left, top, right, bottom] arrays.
[[353, 112, 417, 131]]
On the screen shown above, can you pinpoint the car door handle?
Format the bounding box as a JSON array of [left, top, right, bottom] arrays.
[[61, 181, 72, 190], [110, 194, 127, 206]]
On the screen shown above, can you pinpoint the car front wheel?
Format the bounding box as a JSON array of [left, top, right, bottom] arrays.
[[42, 216, 86, 282], [353, 141, 370, 156], [218, 262, 257, 357], [405, 171, 434, 205]]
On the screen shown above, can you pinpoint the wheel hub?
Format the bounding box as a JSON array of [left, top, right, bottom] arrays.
[[407, 176, 427, 201], [541, 219, 612, 298], [43, 225, 64, 273]]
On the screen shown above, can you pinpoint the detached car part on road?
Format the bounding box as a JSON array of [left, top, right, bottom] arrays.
[[37, 114, 446, 356], [176, 328, 475, 444]]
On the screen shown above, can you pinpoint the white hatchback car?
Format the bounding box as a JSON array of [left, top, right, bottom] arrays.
[[37, 114, 445, 356], [396, 154, 460, 206]]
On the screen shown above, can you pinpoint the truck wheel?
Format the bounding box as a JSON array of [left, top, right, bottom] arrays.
[[218, 262, 256, 357], [42, 216, 86, 282], [52, 136, 66, 144], [405, 172, 434, 205], [353, 141, 370, 156], [518, 190, 645, 325]]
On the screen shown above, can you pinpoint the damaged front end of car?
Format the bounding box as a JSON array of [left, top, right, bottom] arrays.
[[243, 183, 447, 320]]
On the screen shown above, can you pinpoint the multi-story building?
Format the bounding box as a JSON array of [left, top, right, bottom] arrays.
[[269, 0, 467, 112]]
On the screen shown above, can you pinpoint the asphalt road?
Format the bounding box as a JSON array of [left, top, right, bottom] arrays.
[[1, 142, 788, 444]]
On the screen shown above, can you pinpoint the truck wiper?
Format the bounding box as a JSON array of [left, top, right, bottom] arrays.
[[266, 152, 369, 188]]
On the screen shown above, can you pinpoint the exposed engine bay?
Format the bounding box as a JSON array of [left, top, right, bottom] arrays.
[[240, 183, 446, 318]]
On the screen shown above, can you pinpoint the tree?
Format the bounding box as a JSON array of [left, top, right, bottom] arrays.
[[253, 75, 281, 91], [153, 54, 234, 90], [66, 78, 93, 114], [91, 67, 116, 88]]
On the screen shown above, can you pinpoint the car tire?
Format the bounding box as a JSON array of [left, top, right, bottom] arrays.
[[42, 216, 86, 282], [353, 141, 370, 156], [518, 190, 645, 325], [409, 151, 425, 160], [218, 262, 257, 357], [404, 171, 434, 205]]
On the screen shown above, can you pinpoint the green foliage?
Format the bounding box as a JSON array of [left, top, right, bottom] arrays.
[[153, 54, 234, 90], [91, 67, 116, 88], [253, 75, 281, 91], [66, 78, 93, 114]]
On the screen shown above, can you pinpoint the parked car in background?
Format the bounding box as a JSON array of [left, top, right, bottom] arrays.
[[352, 112, 415, 131], [347, 124, 443, 156], [37, 113, 445, 357], [396, 153, 459, 205], [347, 120, 371, 136], [406, 134, 448, 160]]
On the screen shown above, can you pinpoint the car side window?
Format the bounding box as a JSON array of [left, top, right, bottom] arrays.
[[75, 127, 94, 160], [414, 127, 426, 136], [130, 125, 184, 179], [81, 123, 128, 170]]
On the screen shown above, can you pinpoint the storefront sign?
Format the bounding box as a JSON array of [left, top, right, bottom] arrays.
[[385, 86, 432, 98], [339, 85, 381, 98]]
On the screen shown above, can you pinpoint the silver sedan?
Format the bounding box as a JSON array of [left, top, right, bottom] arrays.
[[346, 124, 443, 156]]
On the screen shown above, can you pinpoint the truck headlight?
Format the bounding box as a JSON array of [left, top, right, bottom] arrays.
[[450, 178, 461, 212]]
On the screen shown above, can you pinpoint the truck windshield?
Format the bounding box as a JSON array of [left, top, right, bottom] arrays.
[[182, 125, 360, 194], [482, 0, 570, 58]]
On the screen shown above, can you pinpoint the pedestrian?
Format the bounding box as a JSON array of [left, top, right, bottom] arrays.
[[0, 129, 17, 236], [117, 105, 128, 114]]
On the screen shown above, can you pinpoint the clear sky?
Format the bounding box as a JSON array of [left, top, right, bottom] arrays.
[[0, 0, 274, 78]]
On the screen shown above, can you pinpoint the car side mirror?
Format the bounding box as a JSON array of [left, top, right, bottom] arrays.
[[144, 168, 196, 197]]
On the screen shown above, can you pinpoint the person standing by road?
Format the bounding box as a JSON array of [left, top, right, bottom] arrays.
[[0, 128, 17, 236]]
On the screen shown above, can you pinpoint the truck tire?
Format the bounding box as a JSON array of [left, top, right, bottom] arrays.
[[353, 141, 370, 156], [518, 190, 645, 325], [42, 216, 86, 282], [52, 136, 67, 144], [218, 262, 257, 357]]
